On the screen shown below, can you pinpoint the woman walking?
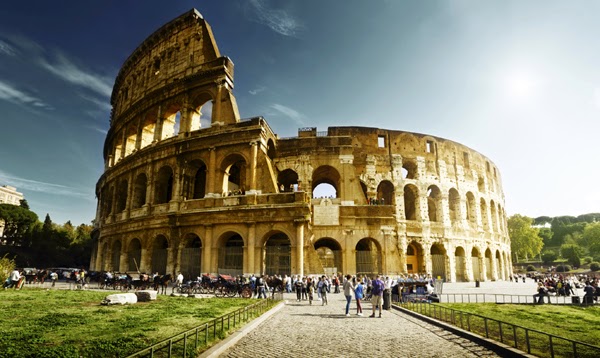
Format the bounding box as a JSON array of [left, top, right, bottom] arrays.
[[343, 274, 355, 316], [354, 277, 364, 316]]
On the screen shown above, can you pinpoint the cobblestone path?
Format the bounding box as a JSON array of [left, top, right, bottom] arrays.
[[223, 293, 499, 357]]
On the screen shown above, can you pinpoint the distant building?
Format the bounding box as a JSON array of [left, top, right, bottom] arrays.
[[0, 185, 24, 237]]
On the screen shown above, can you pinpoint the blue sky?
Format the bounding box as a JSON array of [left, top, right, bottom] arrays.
[[0, 1, 598, 225]]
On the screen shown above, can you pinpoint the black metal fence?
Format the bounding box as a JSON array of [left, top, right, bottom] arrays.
[[439, 293, 592, 305], [126, 295, 282, 358], [399, 301, 600, 358]]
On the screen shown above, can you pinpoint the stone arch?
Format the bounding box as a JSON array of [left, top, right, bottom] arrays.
[[161, 103, 183, 139], [154, 166, 174, 204], [485, 248, 493, 280], [355, 238, 382, 276], [220, 154, 247, 195], [180, 233, 202, 279], [454, 246, 467, 282], [140, 110, 157, 149], [471, 247, 482, 281], [430, 243, 447, 281], [124, 123, 137, 157], [401, 158, 418, 179], [376, 180, 394, 205], [263, 232, 291, 276], [113, 133, 123, 165], [217, 232, 244, 275], [427, 185, 442, 222], [448, 188, 460, 225], [277, 169, 298, 192], [101, 185, 114, 218], [480, 198, 489, 231], [267, 139, 276, 161], [490, 200, 499, 233], [150, 235, 169, 275], [477, 176, 485, 192], [116, 179, 128, 213], [127, 238, 142, 272], [312, 165, 341, 198], [465, 191, 477, 227], [111, 240, 122, 272], [189, 159, 207, 199], [403, 184, 419, 220], [314, 238, 342, 275], [406, 241, 424, 273], [132, 173, 147, 209], [495, 250, 503, 280], [189, 91, 213, 130]]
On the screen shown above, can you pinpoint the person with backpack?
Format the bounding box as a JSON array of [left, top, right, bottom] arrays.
[[369, 275, 385, 318], [320, 275, 330, 305]]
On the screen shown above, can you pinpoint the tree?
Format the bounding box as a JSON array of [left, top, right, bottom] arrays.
[[19, 199, 29, 210], [560, 243, 583, 267], [508, 214, 543, 262], [0, 204, 38, 245], [541, 250, 558, 264], [583, 222, 600, 256], [538, 227, 553, 245]]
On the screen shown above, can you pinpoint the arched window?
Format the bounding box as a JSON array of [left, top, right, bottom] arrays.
[[132, 173, 147, 209], [277, 169, 299, 192], [427, 185, 442, 222], [312, 165, 340, 198], [155, 166, 174, 204], [264, 233, 291, 276], [355, 238, 382, 276], [151, 235, 169, 275], [465, 192, 476, 227], [180, 234, 202, 279], [315, 238, 342, 275], [127, 239, 142, 272], [403, 184, 419, 220], [116, 179, 128, 213], [377, 180, 394, 205], [401, 159, 417, 179], [448, 188, 460, 225], [221, 155, 246, 194], [218, 233, 244, 275]]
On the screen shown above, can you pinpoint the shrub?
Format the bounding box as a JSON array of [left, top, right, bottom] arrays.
[[556, 264, 572, 272], [0, 254, 16, 283], [526, 265, 536, 272], [541, 251, 558, 264], [584, 256, 593, 264], [590, 262, 600, 272]]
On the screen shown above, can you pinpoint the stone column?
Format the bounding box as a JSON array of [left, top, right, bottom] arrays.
[[423, 244, 432, 276], [203, 225, 213, 274], [248, 141, 258, 193], [296, 221, 305, 277], [135, 117, 143, 151], [247, 223, 256, 275], [207, 147, 217, 196], [465, 254, 474, 282], [491, 252, 498, 281], [212, 83, 223, 124], [398, 235, 407, 274], [447, 248, 456, 283], [153, 105, 163, 142]]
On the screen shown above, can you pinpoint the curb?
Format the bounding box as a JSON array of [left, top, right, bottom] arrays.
[[198, 300, 287, 358], [392, 304, 537, 358]]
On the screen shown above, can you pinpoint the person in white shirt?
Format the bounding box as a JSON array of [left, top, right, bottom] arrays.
[[176, 272, 184, 287]]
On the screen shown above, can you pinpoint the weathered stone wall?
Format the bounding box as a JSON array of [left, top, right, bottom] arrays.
[[91, 9, 512, 282]]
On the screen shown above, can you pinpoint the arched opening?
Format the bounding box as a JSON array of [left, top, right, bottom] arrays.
[[485, 248, 493, 281], [401, 159, 417, 179], [355, 238, 382, 276], [480, 198, 489, 231], [140, 111, 156, 149], [314, 238, 342, 276], [277, 169, 298, 192], [403, 184, 419, 220], [430, 244, 447, 281], [190, 160, 207, 199], [111, 240, 121, 272], [189, 96, 213, 131], [455, 247, 467, 282], [154, 166, 174, 204], [151, 235, 169, 275], [162, 105, 182, 139], [267, 139, 276, 161], [180, 233, 202, 279], [448, 188, 460, 225], [376, 180, 394, 205], [312, 165, 340, 198], [471, 247, 481, 281], [116, 179, 128, 213], [124, 124, 137, 157], [132, 173, 147, 209], [427, 185, 442, 222], [490, 200, 499, 233], [102, 186, 114, 218], [477, 176, 485, 192], [465, 192, 476, 227], [218, 233, 244, 276], [221, 155, 246, 195], [495, 250, 503, 280], [113, 138, 123, 165], [127, 238, 142, 272], [264, 233, 291, 276], [406, 241, 423, 274]]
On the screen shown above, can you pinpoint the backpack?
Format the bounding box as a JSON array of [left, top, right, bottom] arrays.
[[371, 280, 384, 295]]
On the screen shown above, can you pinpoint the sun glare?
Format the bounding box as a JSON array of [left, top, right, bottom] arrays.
[[505, 72, 536, 100]]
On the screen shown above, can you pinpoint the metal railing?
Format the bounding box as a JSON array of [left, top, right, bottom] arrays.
[[439, 293, 592, 305], [126, 295, 282, 358], [398, 301, 600, 358]]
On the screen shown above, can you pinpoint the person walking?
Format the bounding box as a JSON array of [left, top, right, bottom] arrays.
[[307, 277, 314, 305], [354, 277, 364, 315], [343, 274, 355, 316], [369, 275, 385, 318], [321, 275, 329, 305]]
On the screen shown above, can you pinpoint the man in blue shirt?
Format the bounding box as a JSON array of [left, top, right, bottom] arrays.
[[369, 275, 385, 317]]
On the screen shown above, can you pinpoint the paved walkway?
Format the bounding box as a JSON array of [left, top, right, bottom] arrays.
[[222, 293, 499, 357]]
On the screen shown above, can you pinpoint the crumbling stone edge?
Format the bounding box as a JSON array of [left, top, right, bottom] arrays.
[[198, 300, 287, 358], [392, 305, 536, 358]]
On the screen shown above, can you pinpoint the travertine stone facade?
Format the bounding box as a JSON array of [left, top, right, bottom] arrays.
[[90, 9, 512, 282]]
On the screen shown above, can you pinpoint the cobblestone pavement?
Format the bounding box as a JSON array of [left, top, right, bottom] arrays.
[[223, 293, 500, 358]]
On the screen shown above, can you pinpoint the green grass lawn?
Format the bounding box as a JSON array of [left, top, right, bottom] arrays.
[[0, 288, 271, 358], [436, 303, 600, 357]]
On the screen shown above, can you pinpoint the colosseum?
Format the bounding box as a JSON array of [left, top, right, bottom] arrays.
[[90, 9, 512, 283]]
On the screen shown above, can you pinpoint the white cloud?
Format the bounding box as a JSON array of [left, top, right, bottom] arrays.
[[270, 103, 305, 125], [39, 52, 113, 98], [79, 93, 112, 112], [249, 86, 266, 95], [0, 40, 17, 56], [248, 0, 303, 37], [0, 170, 91, 200], [0, 80, 51, 109], [84, 124, 108, 135]]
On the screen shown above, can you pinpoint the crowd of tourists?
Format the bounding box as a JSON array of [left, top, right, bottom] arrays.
[[532, 273, 599, 304]]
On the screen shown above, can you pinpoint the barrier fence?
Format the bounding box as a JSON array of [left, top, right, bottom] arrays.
[[126, 294, 282, 358], [398, 301, 600, 358], [439, 293, 594, 305]]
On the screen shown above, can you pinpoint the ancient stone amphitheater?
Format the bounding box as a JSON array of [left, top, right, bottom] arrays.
[[90, 9, 512, 282]]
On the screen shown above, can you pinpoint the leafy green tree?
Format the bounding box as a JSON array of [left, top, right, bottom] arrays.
[[560, 243, 583, 268], [508, 214, 543, 262], [19, 199, 29, 209], [0, 204, 38, 245], [538, 227, 553, 245], [583, 222, 600, 256], [541, 250, 558, 264], [0, 254, 16, 283]]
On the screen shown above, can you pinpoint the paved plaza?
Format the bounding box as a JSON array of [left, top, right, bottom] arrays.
[[222, 291, 500, 358]]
